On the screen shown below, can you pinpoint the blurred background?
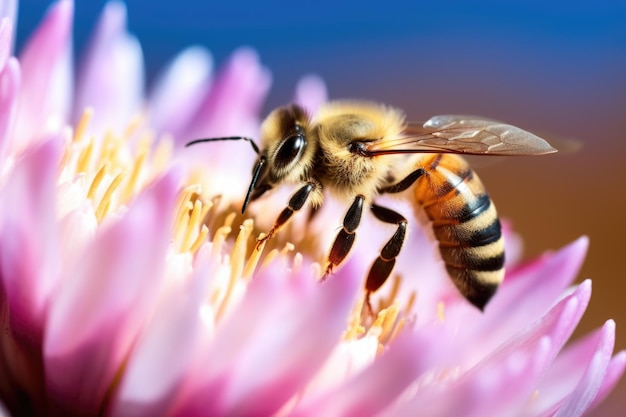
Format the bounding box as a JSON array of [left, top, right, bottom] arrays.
[[17, 0, 626, 414]]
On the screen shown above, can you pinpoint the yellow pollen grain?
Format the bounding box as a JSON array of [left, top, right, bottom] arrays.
[[87, 164, 108, 200], [96, 172, 125, 222], [73, 107, 94, 143]]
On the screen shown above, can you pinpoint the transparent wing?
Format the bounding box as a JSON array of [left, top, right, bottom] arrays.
[[366, 115, 557, 156]]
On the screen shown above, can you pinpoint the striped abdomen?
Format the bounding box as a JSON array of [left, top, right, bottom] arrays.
[[413, 153, 504, 310]]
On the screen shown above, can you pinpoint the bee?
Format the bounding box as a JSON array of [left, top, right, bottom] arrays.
[[186, 101, 556, 311]]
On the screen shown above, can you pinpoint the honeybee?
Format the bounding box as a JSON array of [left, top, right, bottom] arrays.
[[187, 101, 556, 311]]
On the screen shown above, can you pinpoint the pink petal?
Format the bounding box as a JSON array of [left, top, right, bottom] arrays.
[[180, 47, 271, 144], [527, 320, 619, 417], [173, 259, 362, 417], [148, 46, 213, 139], [554, 333, 614, 417], [398, 338, 553, 417], [44, 170, 180, 414], [446, 237, 589, 367], [0, 137, 62, 343], [392, 281, 592, 416], [0, 18, 12, 71], [293, 74, 327, 114], [292, 326, 451, 417], [14, 0, 73, 148], [0, 57, 19, 161], [0, 0, 16, 53], [501, 219, 523, 268], [73, 1, 143, 136], [57, 203, 97, 272], [110, 256, 211, 417], [587, 350, 626, 413]]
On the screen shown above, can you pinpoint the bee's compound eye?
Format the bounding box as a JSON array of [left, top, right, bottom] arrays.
[[275, 134, 306, 169]]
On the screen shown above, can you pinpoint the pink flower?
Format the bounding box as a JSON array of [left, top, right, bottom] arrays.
[[0, 1, 623, 416]]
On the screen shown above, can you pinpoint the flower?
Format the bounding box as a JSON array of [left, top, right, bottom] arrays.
[[0, 1, 624, 416]]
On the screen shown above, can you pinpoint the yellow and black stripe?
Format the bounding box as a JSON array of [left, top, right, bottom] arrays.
[[414, 153, 505, 310]]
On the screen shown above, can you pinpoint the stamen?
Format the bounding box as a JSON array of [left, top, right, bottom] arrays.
[[229, 220, 256, 283], [388, 317, 406, 342], [261, 243, 294, 268], [188, 225, 209, 254], [404, 291, 417, 316], [174, 201, 193, 249], [345, 297, 366, 341], [182, 200, 204, 252], [240, 220, 263, 279], [76, 136, 95, 174], [87, 164, 108, 200], [123, 113, 145, 141], [73, 107, 94, 143], [96, 172, 125, 222], [376, 274, 402, 313], [378, 303, 400, 345], [98, 130, 116, 167], [174, 185, 203, 245], [123, 133, 152, 202], [211, 224, 232, 260]]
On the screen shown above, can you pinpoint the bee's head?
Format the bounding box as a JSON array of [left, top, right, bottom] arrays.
[[185, 103, 315, 214], [243, 104, 316, 212]]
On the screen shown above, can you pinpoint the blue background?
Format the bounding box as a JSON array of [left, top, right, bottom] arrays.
[[15, 1, 626, 414]]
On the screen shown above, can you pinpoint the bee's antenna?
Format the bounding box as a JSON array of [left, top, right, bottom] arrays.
[[242, 157, 266, 213], [185, 137, 260, 155]]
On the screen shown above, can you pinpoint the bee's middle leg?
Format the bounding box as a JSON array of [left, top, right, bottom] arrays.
[[324, 195, 365, 275]]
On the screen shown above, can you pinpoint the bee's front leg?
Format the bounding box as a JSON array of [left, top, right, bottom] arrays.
[[324, 195, 365, 275], [256, 180, 321, 249]]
